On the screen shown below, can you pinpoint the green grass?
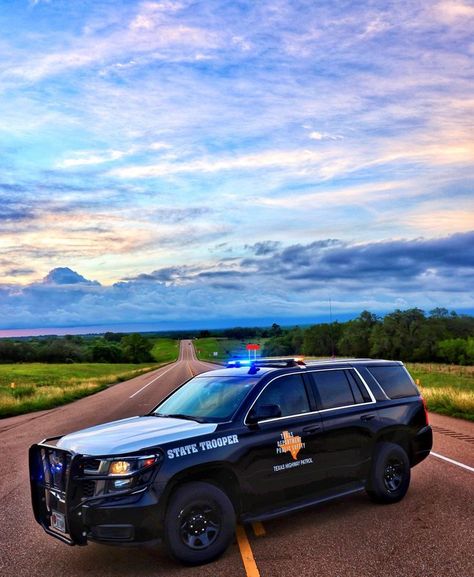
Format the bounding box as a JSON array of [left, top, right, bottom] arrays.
[[194, 338, 268, 362], [0, 362, 163, 418], [151, 338, 179, 363], [406, 363, 474, 421]]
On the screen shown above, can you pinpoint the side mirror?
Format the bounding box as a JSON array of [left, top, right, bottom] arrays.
[[247, 403, 282, 425]]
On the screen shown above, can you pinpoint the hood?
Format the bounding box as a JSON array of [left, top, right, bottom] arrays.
[[56, 416, 218, 455]]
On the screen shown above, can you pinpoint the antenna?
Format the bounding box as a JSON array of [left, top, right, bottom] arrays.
[[329, 298, 335, 358]]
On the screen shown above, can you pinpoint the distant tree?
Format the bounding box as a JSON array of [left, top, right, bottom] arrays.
[[104, 332, 124, 342], [338, 310, 378, 357], [120, 333, 154, 363], [37, 338, 88, 363], [437, 338, 467, 364], [429, 307, 449, 319], [370, 308, 426, 361], [262, 327, 303, 357], [303, 323, 342, 357], [91, 341, 125, 363], [199, 330, 211, 338], [269, 323, 283, 338]]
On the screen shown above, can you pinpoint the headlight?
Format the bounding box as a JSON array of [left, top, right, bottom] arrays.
[[81, 454, 161, 496], [107, 455, 159, 476]]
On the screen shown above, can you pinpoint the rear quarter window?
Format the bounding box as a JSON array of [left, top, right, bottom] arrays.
[[367, 365, 419, 399]]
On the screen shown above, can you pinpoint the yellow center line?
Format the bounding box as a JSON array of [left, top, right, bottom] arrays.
[[251, 521, 266, 537], [187, 362, 195, 377], [236, 524, 261, 577]]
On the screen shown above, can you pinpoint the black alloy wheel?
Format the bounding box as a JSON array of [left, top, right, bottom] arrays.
[[164, 481, 235, 565], [367, 442, 411, 504], [383, 457, 405, 493], [179, 502, 221, 550]]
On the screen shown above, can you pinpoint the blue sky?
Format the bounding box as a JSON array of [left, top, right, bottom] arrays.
[[0, 0, 473, 331]]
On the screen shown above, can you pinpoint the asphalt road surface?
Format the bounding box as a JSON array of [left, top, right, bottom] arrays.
[[0, 341, 473, 577]]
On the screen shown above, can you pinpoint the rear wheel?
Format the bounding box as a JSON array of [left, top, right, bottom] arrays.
[[367, 442, 410, 503], [164, 481, 235, 565]]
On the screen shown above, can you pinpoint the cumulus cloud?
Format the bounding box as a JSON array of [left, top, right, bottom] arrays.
[[0, 232, 472, 330]]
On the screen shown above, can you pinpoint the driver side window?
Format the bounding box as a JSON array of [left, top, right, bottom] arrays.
[[254, 375, 310, 417]]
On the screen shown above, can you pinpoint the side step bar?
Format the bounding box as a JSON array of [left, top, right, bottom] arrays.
[[241, 484, 365, 524]]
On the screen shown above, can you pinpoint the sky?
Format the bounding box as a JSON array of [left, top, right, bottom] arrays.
[[0, 0, 473, 333]]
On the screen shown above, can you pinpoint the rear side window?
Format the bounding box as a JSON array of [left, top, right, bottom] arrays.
[[310, 370, 356, 410], [367, 365, 418, 399]]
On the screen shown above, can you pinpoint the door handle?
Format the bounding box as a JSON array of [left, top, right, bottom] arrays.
[[303, 425, 321, 433], [360, 414, 376, 421]]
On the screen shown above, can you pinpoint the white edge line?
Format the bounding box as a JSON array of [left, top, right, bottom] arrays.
[[129, 364, 177, 398], [430, 451, 474, 473]]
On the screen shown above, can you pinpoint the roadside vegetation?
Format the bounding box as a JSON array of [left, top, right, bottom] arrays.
[[0, 336, 178, 418], [0, 363, 162, 418], [407, 363, 474, 422]]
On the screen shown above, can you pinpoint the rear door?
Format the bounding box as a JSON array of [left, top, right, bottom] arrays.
[[308, 368, 379, 489]]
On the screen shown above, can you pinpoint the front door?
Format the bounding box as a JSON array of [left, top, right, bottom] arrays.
[[238, 374, 324, 512]]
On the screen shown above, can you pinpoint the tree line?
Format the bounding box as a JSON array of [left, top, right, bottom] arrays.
[[0, 332, 155, 364], [262, 308, 474, 364]]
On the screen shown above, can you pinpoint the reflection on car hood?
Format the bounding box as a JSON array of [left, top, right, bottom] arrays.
[[56, 416, 218, 455]]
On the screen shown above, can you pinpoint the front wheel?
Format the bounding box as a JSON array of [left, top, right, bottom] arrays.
[[164, 481, 236, 565], [366, 442, 410, 504]]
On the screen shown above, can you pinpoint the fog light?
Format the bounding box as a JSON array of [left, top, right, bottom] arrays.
[[113, 478, 133, 489]]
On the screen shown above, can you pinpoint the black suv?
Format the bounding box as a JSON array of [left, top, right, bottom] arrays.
[[30, 358, 432, 565]]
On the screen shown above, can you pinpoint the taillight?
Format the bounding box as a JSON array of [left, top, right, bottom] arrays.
[[421, 396, 429, 425]]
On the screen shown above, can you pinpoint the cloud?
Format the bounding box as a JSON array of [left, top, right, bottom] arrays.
[[245, 241, 281, 256], [1, 232, 472, 330], [0, 0, 472, 322], [41, 267, 101, 286]]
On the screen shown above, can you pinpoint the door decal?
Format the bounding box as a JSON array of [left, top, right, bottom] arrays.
[[276, 430, 305, 460]]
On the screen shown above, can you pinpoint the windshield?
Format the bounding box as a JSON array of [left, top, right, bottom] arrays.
[[153, 376, 259, 422]]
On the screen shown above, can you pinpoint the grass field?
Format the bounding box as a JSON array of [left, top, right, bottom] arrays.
[[151, 338, 179, 363], [406, 363, 474, 422], [0, 363, 164, 418], [194, 337, 268, 362]]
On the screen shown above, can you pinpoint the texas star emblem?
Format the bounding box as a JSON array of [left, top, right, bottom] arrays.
[[276, 430, 305, 460]]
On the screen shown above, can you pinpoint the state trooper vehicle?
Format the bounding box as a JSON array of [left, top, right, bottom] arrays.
[[30, 358, 432, 565]]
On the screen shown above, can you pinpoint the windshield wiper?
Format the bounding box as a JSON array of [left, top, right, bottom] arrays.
[[153, 413, 206, 423]]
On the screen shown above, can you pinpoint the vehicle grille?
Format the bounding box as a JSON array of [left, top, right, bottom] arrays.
[[82, 480, 96, 497], [83, 458, 101, 473]]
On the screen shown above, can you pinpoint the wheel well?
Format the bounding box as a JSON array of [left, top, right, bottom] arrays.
[[162, 466, 242, 518], [375, 429, 413, 464]]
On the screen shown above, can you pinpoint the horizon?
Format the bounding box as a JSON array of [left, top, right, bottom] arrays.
[[1, 1, 473, 330], [2, 306, 473, 339]]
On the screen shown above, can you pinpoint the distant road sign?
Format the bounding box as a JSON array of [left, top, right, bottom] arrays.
[[246, 344, 260, 350]]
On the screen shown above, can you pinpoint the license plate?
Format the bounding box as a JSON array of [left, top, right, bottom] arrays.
[[51, 510, 66, 533]]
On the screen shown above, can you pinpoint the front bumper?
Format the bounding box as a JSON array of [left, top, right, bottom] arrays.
[[29, 438, 162, 546]]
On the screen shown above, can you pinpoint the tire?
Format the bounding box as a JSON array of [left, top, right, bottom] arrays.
[[366, 442, 410, 504], [164, 481, 236, 565]]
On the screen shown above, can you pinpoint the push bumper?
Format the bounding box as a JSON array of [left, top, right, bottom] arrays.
[[29, 439, 163, 546]]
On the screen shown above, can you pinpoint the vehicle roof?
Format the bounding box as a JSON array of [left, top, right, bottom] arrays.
[[201, 358, 402, 378]]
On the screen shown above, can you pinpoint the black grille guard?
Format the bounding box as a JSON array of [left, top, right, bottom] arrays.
[[29, 437, 84, 545], [29, 436, 160, 546]]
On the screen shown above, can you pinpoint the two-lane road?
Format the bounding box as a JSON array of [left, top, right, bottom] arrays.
[[0, 344, 472, 577]]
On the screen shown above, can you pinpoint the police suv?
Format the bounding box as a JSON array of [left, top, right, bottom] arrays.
[[30, 358, 432, 565]]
